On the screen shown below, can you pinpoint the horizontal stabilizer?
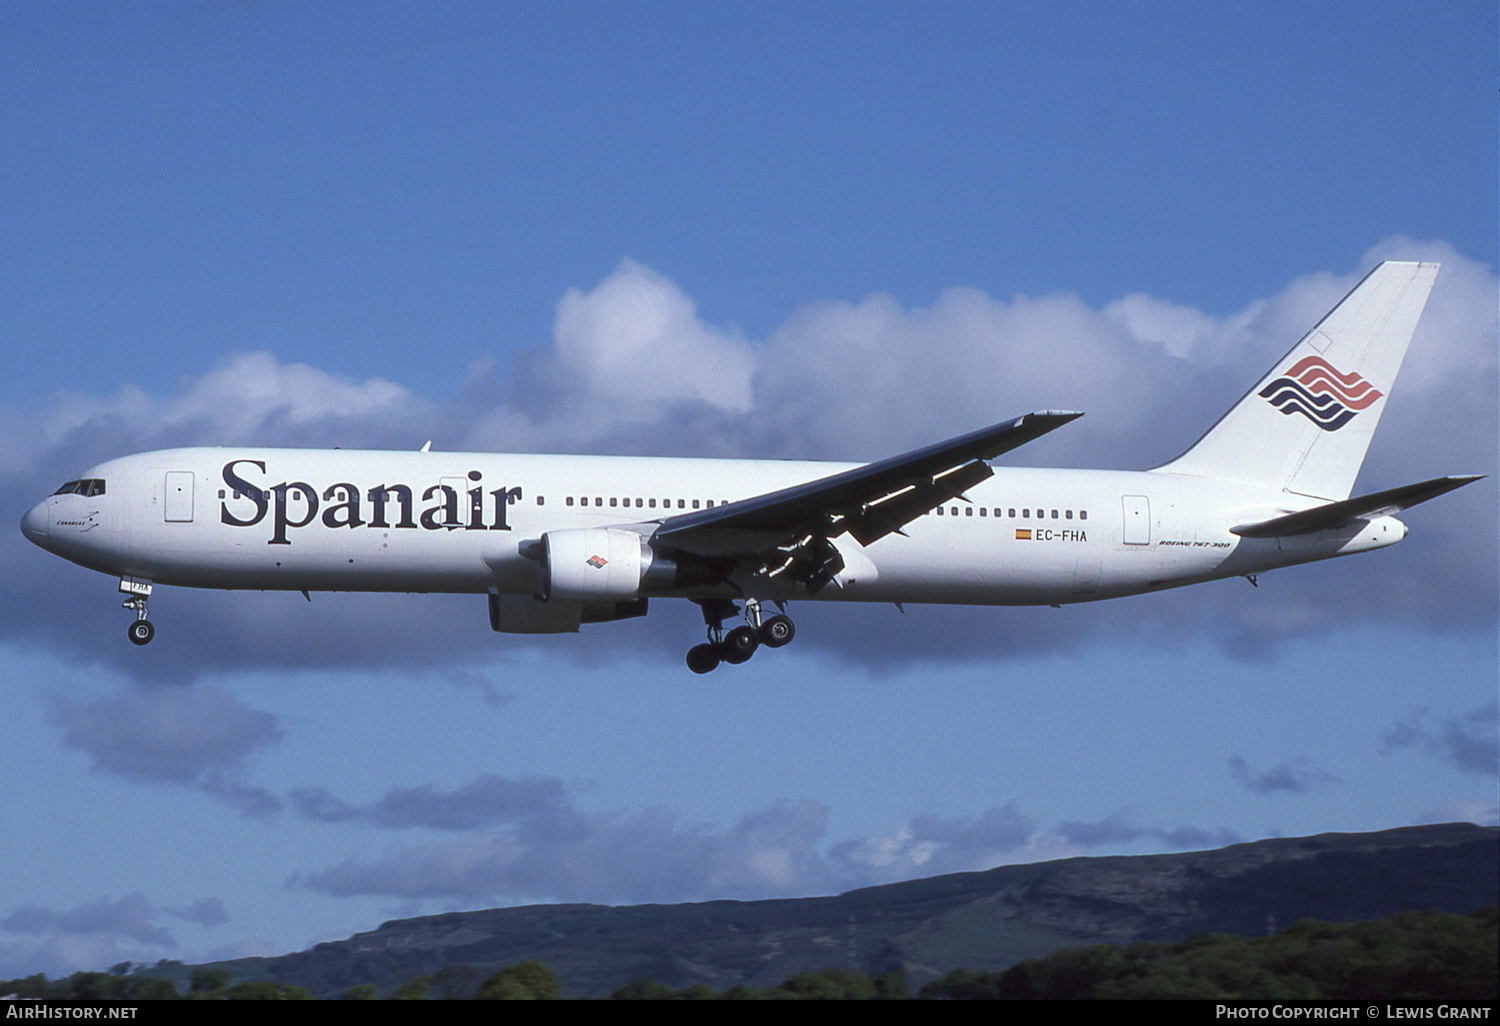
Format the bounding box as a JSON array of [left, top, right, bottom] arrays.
[[1231, 475, 1483, 538]]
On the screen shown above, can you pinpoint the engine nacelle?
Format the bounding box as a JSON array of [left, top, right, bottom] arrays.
[[542, 528, 649, 601], [541, 527, 726, 601]]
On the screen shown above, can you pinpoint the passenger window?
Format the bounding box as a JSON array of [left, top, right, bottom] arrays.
[[965, 507, 972, 516], [1051, 510, 1059, 519], [979, 508, 987, 517], [1080, 510, 1088, 520], [692, 500, 700, 509], [1022, 509, 1030, 518], [609, 498, 618, 507], [635, 498, 643, 508], [537, 496, 545, 506], [1065, 509, 1073, 519], [648, 499, 656, 508]]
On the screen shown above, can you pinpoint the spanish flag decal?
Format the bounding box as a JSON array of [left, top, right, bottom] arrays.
[[1014, 529, 1032, 540]]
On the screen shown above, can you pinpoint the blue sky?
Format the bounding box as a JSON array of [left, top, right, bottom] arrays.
[[1, 2, 1495, 976]]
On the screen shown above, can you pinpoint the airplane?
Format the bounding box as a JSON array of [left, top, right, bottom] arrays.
[[20, 261, 1481, 673]]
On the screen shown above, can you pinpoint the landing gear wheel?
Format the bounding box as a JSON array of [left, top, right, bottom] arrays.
[[686, 643, 721, 674], [128, 619, 155, 646], [721, 625, 760, 665], [759, 614, 795, 648]]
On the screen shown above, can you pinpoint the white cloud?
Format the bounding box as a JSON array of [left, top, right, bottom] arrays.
[[1228, 755, 1341, 795], [3, 894, 172, 948], [1418, 798, 1500, 828], [289, 774, 570, 830], [0, 893, 228, 978], [42, 353, 422, 453], [553, 259, 755, 414], [297, 784, 1224, 907], [49, 686, 284, 814], [1103, 292, 1252, 361], [463, 259, 756, 452], [1382, 705, 1500, 777]]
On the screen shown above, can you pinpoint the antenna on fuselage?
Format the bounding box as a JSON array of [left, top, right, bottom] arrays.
[[419, 441, 432, 453]]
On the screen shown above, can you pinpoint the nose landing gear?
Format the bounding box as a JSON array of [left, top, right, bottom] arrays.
[[686, 598, 794, 673], [120, 577, 155, 646]]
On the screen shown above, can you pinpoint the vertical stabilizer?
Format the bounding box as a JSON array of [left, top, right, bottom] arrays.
[[1156, 261, 1439, 500]]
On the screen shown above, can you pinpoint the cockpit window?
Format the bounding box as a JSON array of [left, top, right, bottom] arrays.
[[52, 479, 105, 497]]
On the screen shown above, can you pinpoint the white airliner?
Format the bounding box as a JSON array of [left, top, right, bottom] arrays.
[[21, 261, 1480, 672]]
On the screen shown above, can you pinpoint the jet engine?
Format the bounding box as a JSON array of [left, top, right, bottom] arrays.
[[540, 528, 717, 601]]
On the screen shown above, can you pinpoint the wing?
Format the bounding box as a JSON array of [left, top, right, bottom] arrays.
[[650, 411, 1081, 591], [1231, 475, 1483, 538]]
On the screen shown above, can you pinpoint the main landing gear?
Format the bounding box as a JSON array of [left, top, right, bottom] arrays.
[[686, 598, 795, 674], [120, 577, 155, 646]]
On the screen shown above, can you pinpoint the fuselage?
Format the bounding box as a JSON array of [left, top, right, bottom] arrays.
[[20, 446, 1407, 608]]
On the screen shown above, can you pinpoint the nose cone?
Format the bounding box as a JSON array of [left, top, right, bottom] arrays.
[[20, 500, 49, 545]]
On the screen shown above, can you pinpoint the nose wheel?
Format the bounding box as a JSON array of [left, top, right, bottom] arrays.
[[120, 578, 155, 646], [686, 599, 793, 673]]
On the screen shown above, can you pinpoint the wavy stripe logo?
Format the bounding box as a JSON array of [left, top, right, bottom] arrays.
[[1258, 356, 1383, 431]]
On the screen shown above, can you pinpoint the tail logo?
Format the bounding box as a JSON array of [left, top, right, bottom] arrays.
[[1258, 356, 1383, 432]]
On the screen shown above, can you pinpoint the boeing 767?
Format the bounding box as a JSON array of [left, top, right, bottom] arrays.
[[21, 261, 1480, 672]]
